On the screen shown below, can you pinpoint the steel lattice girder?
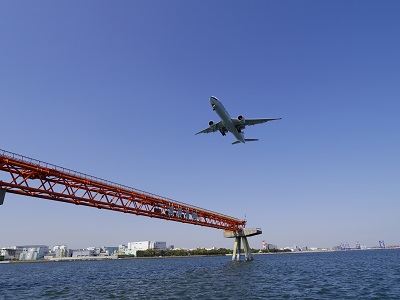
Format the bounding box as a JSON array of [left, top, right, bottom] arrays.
[[0, 151, 246, 231]]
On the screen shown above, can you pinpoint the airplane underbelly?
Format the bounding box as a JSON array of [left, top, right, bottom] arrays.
[[224, 122, 236, 134], [226, 123, 244, 142], [233, 131, 244, 141], [219, 111, 244, 142]]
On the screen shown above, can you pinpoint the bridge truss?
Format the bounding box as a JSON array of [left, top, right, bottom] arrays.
[[0, 149, 246, 231]]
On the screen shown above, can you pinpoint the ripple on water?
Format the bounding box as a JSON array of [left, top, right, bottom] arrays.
[[1, 250, 400, 299]]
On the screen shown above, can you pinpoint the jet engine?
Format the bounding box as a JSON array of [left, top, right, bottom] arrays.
[[209, 120, 217, 130], [237, 115, 246, 125]]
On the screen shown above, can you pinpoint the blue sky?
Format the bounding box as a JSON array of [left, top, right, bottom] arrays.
[[1, 1, 399, 250]]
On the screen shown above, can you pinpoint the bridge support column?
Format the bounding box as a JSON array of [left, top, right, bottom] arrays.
[[0, 188, 5, 205], [242, 236, 253, 261], [224, 228, 262, 261], [232, 236, 241, 261], [232, 236, 253, 261]]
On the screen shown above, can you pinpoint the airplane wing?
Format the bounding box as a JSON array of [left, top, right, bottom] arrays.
[[231, 118, 282, 130], [195, 121, 226, 135], [245, 118, 282, 126]]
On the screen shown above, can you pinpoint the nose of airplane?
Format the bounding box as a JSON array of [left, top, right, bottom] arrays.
[[210, 96, 218, 110]]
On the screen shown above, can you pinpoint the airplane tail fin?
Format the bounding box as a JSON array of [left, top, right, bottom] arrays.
[[232, 139, 259, 145]]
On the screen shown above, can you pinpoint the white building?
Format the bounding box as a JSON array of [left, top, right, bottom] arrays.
[[53, 245, 68, 258], [70, 249, 95, 258], [18, 245, 49, 260], [86, 247, 101, 256], [0, 245, 49, 260], [1, 247, 22, 260], [126, 241, 166, 255]]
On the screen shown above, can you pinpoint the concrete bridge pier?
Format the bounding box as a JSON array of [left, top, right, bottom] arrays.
[[232, 236, 253, 261], [224, 228, 262, 261]]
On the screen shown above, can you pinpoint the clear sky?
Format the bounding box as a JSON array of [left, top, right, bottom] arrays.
[[1, 1, 399, 250]]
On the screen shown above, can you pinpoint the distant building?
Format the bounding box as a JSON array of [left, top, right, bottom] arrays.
[[103, 247, 118, 256], [18, 245, 49, 260], [126, 241, 166, 256], [265, 244, 277, 250], [1, 245, 49, 260], [67, 246, 118, 258], [53, 245, 68, 258], [86, 247, 101, 256], [1, 247, 22, 260], [71, 249, 95, 258], [205, 247, 217, 251]]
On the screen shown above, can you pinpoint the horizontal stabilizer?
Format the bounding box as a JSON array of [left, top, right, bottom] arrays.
[[232, 139, 259, 145]]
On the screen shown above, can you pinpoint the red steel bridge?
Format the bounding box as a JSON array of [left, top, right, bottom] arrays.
[[0, 149, 246, 231]]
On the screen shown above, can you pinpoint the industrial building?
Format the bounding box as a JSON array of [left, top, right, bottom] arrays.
[[262, 241, 277, 251], [125, 241, 166, 255], [1, 245, 49, 260], [53, 245, 68, 258], [1, 242, 166, 260], [0, 247, 20, 260], [71, 249, 95, 258]]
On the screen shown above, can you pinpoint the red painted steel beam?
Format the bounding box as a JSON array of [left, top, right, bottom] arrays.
[[0, 149, 246, 230]]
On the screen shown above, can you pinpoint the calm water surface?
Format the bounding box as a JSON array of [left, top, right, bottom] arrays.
[[1, 249, 400, 299]]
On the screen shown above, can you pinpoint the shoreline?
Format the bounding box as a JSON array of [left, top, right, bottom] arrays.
[[2, 254, 226, 264], [2, 247, 399, 264]]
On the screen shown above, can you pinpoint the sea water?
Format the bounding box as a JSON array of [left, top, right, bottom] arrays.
[[1, 249, 400, 299]]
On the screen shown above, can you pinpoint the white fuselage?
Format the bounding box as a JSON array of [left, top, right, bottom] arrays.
[[210, 96, 245, 143]]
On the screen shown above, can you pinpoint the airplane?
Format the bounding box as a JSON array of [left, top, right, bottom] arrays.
[[195, 96, 281, 144]]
